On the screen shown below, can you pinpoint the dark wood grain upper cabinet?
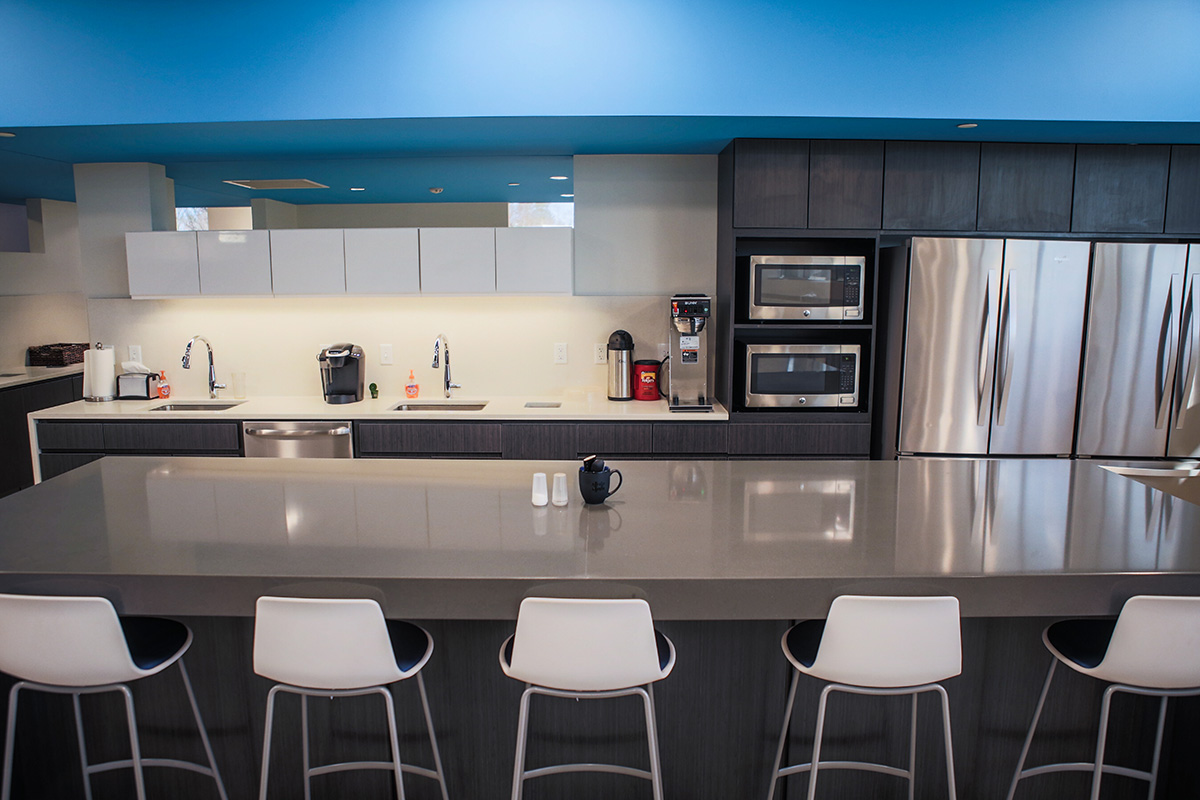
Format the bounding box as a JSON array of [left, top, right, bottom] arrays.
[[1072, 144, 1170, 233], [733, 139, 809, 228], [977, 143, 1075, 233], [1166, 145, 1200, 234], [883, 141, 980, 231], [808, 140, 884, 229]]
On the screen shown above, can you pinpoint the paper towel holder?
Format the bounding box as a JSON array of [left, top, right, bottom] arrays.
[[84, 342, 116, 402]]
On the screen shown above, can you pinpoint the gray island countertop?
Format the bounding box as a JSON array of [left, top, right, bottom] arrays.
[[0, 456, 1197, 619]]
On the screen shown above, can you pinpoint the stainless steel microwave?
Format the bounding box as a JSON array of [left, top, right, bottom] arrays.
[[747, 255, 864, 321], [744, 344, 861, 408]]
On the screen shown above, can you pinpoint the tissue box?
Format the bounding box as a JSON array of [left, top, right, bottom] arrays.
[[116, 372, 160, 399]]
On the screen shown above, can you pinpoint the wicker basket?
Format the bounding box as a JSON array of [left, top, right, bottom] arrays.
[[27, 342, 89, 367]]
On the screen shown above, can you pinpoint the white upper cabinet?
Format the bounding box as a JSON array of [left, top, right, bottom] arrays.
[[495, 227, 573, 294], [344, 228, 420, 294], [126, 231, 200, 296], [418, 227, 496, 294], [269, 229, 346, 295], [197, 230, 272, 295]]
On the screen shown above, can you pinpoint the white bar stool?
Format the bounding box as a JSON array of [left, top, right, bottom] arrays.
[[499, 597, 676, 800], [767, 595, 961, 800], [253, 596, 448, 800], [0, 593, 227, 800], [1007, 595, 1200, 800]]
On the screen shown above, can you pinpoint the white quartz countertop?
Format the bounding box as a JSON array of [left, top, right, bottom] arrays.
[[30, 393, 728, 421], [0, 364, 83, 391]]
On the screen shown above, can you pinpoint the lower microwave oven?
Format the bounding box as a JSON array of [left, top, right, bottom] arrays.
[[744, 344, 861, 408]]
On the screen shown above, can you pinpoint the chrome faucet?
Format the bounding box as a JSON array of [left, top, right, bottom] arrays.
[[432, 334, 461, 398], [182, 335, 225, 399]]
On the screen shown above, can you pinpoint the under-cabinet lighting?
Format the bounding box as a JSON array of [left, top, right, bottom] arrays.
[[350, 187, 365, 191], [550, 175, 568, 180], [0, 132, 14, 138], [956, 123, 978, 129], [561, 193, 574, 198], [508, 183, 520, 186], [429, 187, 444, 194]]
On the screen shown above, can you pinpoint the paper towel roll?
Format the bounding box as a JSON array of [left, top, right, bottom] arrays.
[[84, 346, 116, 401]]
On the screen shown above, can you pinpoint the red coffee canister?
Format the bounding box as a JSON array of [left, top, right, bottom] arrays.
[[633, 359, 661, 401]]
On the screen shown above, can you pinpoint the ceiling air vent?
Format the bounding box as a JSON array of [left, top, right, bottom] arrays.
[[223, 179, 329, 190]]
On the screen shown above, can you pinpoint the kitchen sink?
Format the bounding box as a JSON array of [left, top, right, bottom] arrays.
[[393, 402, 488, 411], [524, 401, 561, 408], [0, 373, 23, 377], [150, 402, 245, 412]]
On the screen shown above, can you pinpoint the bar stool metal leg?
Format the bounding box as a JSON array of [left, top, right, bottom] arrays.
[[380, 687, 407, 800], [1, 684, 21, 800], [1148, 696, 1169, 800], [639, 686, 664, 800], [511, 685, 534, 800], [935, 684, 957, 800], [301, 694, 312, 800], [177, 659, 228, 800], [1007, 658, 1057, 800], [805, 684, 835, 800], [118, 685, 148, 800], [72, 693, 93, 800], [767, 669, 801, 800], [415, 673, 450, 800], [908, 693, 918, 800], [259, 685, 282, 800]]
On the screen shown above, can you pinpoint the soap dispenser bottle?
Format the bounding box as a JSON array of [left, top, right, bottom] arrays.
[[405, 370, 419, 399], [158, 370, 171, 399]]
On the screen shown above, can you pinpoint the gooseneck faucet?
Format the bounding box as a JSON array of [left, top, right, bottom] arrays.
[[182, 335, 225, 399], [432, 334, 462, 398]]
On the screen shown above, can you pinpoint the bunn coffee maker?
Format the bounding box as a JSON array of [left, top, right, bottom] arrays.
[[317, 344, 364, 404], [668, 293, 713, 411]]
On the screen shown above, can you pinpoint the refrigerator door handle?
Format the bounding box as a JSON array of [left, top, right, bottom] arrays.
[[1175, 276, 1198, 430], [970, 461, 988, 541], [995, 269, 1015, 426], [977, 270, 999, 427], [1155, 274, 1182, 430]]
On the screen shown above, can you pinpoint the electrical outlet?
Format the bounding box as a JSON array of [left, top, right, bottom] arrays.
[[553, 343, 568, 365], [658, 343, 670, 360], [379, 344, 394, 365], [593, 343, 608, 364], [128, 345, 142, 363]]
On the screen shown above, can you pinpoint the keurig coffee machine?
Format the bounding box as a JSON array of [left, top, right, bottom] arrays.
[[317, 344, 364, 404], [667, 294, 713, 411]]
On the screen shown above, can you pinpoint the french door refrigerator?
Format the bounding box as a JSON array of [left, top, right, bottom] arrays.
[[1077, 243, 1199, 459], [898, 237, 1091, 456]]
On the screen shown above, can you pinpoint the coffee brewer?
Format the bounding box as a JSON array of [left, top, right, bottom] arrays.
[[667, 293, 713, 411], [317, 344, 364, 404]]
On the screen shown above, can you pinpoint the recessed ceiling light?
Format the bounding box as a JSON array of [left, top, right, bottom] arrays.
[[0, 132, 15, 138], [224, 179, 329, 190], [550, 175, 569, 181], [560, 193, 574, 198], [956, 123, 978, 129], [350, 187, 365, 192], [429, 187, 444, 194], [508, 183, 520, 187]]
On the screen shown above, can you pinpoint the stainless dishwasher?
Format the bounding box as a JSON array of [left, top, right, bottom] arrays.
[[242, 421, 353, 458]]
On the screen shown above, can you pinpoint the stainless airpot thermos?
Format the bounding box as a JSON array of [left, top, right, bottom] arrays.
[[607, 330, 634, 401]]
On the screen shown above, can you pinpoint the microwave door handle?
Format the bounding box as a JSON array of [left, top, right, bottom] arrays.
[[1175, 276, 1198, 430], [995, 270, 1015, 426], [1155, 274, 1182, 430], [977, 270, 999, 427]]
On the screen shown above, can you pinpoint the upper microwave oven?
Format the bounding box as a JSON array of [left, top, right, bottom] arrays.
[[746, 255, 864, 321]]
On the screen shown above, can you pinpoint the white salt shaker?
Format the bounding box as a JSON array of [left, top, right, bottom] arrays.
[[531, 472, 548, 506], [551, 472, 569, 507]]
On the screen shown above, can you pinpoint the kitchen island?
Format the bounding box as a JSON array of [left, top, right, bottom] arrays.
[[0, 457, 1197, 799]]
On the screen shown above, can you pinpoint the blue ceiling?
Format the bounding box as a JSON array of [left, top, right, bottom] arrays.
[[3, 0, 1198, 206]]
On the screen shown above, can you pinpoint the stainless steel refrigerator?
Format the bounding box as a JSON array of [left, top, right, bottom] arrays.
[[1077, 243, 1199, 459], [898, 237, 1091, 456]]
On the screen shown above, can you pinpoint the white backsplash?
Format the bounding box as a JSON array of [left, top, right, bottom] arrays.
[[87, 295, 687, 399], [0, 293, 89, 367]]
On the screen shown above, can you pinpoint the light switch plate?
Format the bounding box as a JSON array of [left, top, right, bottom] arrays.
[[128, 345, 142, 363], [553, 343, 568, 364], [380, 344, 394, 365]]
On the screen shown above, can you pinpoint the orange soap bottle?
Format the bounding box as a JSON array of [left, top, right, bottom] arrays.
[[405, 370, 419, 399], [158, 370, 171, 399]]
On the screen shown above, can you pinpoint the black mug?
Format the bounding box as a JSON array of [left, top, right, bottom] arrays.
[[578, 466, 622, 504]]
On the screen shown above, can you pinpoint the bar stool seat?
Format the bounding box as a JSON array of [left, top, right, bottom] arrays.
[[1007, 595, 1200, 800], [768, 595, 961, 800], [0, 593, 227, 800], [499, 597, 676, 800], [253, 595, 448, 800]]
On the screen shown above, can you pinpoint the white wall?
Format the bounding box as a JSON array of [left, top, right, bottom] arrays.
[[573, 155, 717, 296], [88, 295, 675, 399], [250, 200, 509, 229], [0, 293, 89, 367], [0, 203, 31, 252], [0, 200, 83, 296], [206, 206, 253, 230]]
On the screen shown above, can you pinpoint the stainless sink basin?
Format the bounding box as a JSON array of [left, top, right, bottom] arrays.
[[393, 402, 488, 412], [150, 402, 245, 412], [524, 401, 561, 408]]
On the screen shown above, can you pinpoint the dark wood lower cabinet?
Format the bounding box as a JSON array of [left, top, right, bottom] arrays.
[[576, 423, 654, 456], [356, 422, 503, 457], [0, 616, 1193, 800], [729, 422, 872, 457], [0, 376, 85, 495], [653, 423, 728, 455], [502, 423, 576, 459]]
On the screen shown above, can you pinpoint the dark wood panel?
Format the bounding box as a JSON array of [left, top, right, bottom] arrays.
[[733, 139, 809, 229], [0, 387, 30, 496], [1166, 145, 1200, 234], [808, 140, 884, 229], [38, 452, 104, 480], [34, 421, 104, 451], [502, 423, 577, 459], [102, 422, 240, 453], [356, 422, 502, 455], [575, 423, 653, 455], [883, 141, 980, 231], [652, 423, 728, 454], [729, 422, 871, 456], [24, 376, 77, 412], [1072, 144, 1170, 233], [977, 143, 1075, 233]]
